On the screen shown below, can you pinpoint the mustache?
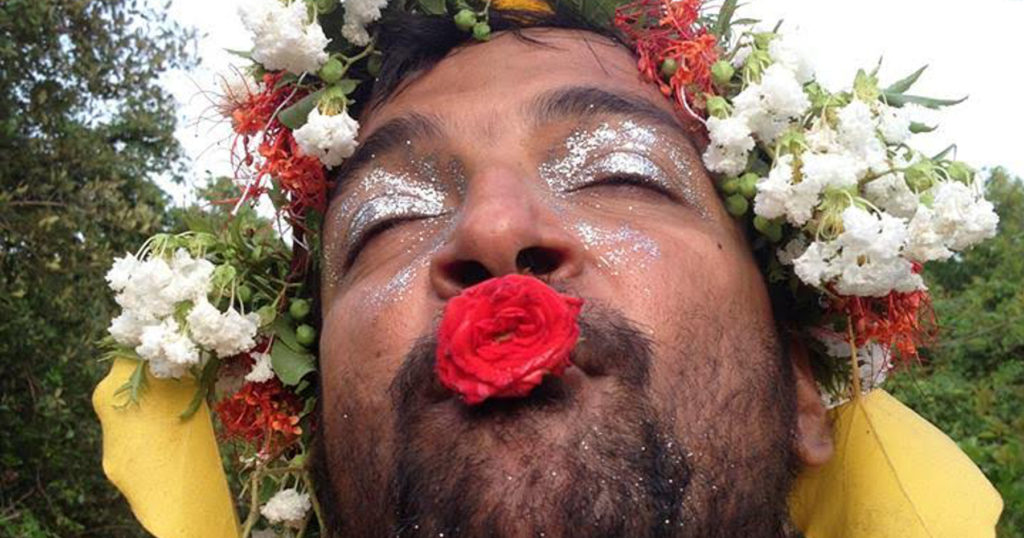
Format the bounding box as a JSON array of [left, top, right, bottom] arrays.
[[388, 301, 655, 412]]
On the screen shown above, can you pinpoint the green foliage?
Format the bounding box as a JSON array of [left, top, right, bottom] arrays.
[[0, 0, 192, 535], [889, 168, 1024, 537]]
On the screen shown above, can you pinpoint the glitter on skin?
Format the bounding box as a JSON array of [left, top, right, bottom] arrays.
[[324, 166, 448, 279], [539, 121, 707, 217], [573, 221, 661, 276], [346, 194, 444, 252]]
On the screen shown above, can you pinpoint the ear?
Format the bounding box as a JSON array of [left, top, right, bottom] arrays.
[[790, 337, 834, 467]]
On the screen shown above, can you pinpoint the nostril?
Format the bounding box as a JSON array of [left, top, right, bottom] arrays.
[[516, 247, 563, 276], [446, 260, 492, 288]]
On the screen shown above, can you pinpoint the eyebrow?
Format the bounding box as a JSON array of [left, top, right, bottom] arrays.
[[329, 86, 690, 203], [528, 86, 686, 134]]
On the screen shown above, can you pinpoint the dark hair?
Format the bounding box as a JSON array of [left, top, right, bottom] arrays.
[[345, 6, 627, 120]]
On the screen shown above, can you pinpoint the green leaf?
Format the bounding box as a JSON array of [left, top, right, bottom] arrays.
[[270, 338, 315, 386], [932, 144, 957, 161], [418, 0, 447, 15], [273, 73, 300, 89], [869, 56, 883, 78], [558, 0, 626, 28], [885, 64, 928, 94], [225, 48, 253, 60], [910, 122, 937, 134], [335, 78, 360, 95], [272, 315, 302, 352], [278, 89, 325, 130], [113, 358, 148, 407], [714, 0, 739, 37], [884, 92, 967, 109], [853, 68, 880, 102], [180, 357, 219, 420]]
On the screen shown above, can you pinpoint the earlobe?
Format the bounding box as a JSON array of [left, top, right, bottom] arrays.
[[790, 338, 834, 467]]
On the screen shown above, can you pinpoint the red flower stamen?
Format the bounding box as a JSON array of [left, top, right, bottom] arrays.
[[224, 72, 331, 224], [831, 265, 937, 363], [614, 0, 719, 115], [215, 377, 304, 456]]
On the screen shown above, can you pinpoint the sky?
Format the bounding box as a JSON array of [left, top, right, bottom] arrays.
[[159, 0, 1024, 204]]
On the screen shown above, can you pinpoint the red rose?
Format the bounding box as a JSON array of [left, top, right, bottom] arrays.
[[435, 274, 584, 405]]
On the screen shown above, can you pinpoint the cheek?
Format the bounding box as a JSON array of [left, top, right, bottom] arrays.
[[319, 263, 437, 439]]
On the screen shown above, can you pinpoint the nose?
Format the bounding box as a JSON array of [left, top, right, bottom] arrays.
[[429, 166, 584, 300]]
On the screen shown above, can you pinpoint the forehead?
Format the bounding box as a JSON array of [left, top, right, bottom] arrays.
[[359, 28, 681, 136]]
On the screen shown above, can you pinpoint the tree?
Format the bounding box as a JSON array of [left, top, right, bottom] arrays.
[[0, 1, 192, 535]]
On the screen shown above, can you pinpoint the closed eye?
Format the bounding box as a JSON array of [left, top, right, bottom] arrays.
[[576, 173, 677, 200], [344, 216, 425, 268]]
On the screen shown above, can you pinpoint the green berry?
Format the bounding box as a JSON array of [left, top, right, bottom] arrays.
[[711, 60, 735, 85], [947, 161, 974, 183], [237, 285, 253, 304], [314, 0, 337, 14], [318, 58, 344, 84], [725, 194, 749, 217], [705, 95, 729, 119], [295, 324, 317, 347], [738, 172, 759, 199], [753, 216, 783, 242], [721, 177, 741, 195], [472, 22, 491, 41], [905, 161, 935, 192], [289, 299, 311, 322], [454, 9, 476, 31], [659, 58, 679, 79]]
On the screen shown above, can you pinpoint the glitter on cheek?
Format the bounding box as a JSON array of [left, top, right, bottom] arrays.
[[361, 227, 449, 309], [573, 221, 661, 277]]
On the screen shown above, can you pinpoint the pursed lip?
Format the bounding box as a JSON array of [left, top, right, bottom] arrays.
[[445, 365, 603, 422]]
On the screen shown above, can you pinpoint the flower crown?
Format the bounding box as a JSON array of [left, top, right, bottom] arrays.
[[96, 0, 1000, 535]]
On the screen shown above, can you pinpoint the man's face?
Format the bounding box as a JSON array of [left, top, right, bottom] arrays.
[[319, 28, 824, 537]]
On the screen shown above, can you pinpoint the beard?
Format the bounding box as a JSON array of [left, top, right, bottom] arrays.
[[314, 302, 799, 538]]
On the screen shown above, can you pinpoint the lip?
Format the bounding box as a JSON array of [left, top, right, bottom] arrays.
[[442, 365, 589, 418]]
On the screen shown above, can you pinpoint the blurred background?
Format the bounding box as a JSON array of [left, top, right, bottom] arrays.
[[1, 0, 1021, 536]]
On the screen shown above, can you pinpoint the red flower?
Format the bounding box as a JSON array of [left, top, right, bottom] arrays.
[[831, 265, 937, 363], [435, 275, 584, 405], [223, 72, 331, 224], [614, 0, 720, 116], [215, 377, 303, 456]]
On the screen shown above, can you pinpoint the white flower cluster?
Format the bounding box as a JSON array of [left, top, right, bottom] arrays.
[[905, 180, 1000, 262], [704, 63, 811, 176], [293, 108, 360, 168], [261, 488, 311, 527], [780, 177, 997, 298], [106, 249, 260, 379], [703, 35, 999, 298], [789, 206, 922, 297], [341, 0, 389, 46], [240, 0, 329, 75]]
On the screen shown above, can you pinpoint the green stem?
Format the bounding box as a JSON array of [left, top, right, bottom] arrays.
[[302, 471, 327, 537], [240, 467, 263, 538]]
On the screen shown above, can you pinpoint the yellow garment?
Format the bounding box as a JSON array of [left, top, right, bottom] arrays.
[[95, 359, 1000, 538], [493, 0, 554, 14], [93, 358, 239, 538], [790, 389, 1003, 538]]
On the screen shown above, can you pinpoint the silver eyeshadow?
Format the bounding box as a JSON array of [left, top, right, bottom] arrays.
[[345, 194, 446, 251], [539, 121, 706, 214], [338, 167, 448, 254], [586, 152, 673, 191]]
